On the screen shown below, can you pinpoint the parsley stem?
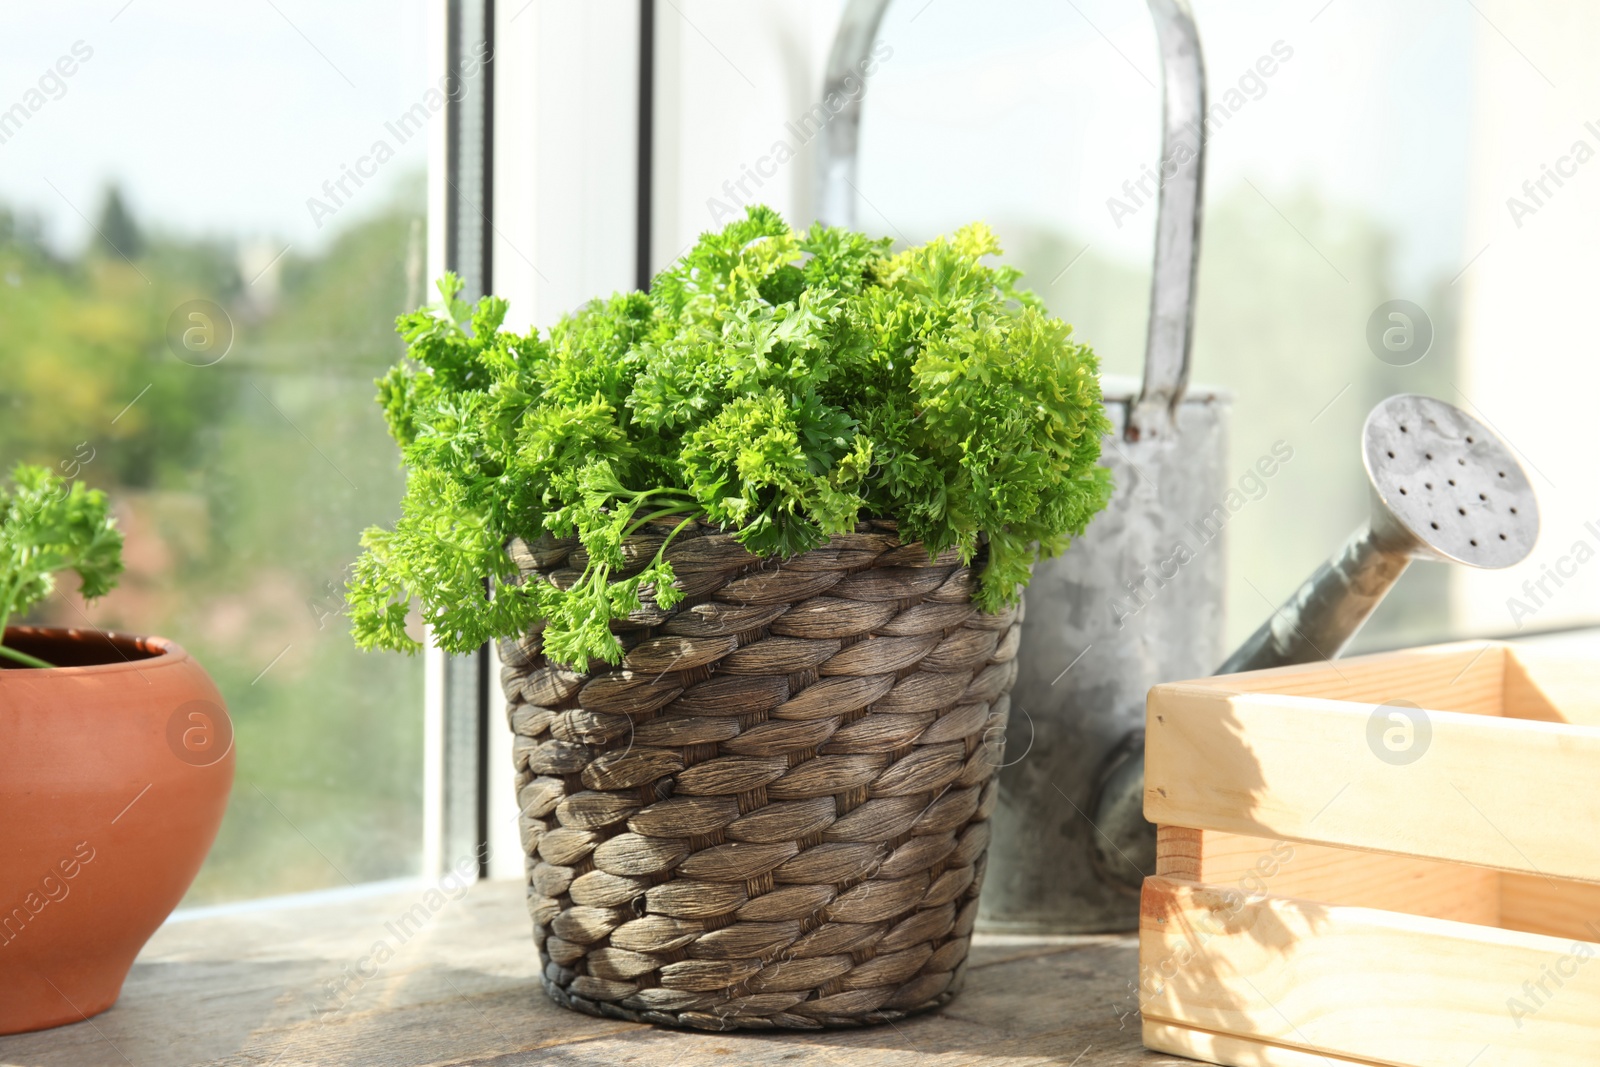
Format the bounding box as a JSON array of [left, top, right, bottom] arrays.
[[0, 580, 16, 655], [653, 513, 700, 562], [0, 642, 54, 670], [624, 502, 698, 537], [634, 512, 701, 580]]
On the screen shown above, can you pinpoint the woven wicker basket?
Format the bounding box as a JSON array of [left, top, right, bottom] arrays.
[[496, 518, 1021, 1030]]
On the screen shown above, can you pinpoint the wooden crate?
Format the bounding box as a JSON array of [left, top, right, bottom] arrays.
[[1140, 641, 1600, 1067]]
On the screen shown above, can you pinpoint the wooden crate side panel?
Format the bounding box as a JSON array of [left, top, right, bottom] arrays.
[[1501, 873, 1600, 941], [1156, 827, 1499, 927], [1139, 876, 1600, 1067], [1172, 642, 1506, 718], [1145, 684, 1600, 884], [1143, 1020, 1384, 1067], [1503, 646, 1600, 727]]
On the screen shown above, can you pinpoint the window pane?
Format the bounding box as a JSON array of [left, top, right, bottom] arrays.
[[856, 0, 1588, 652], [1, 1, 429, 903]]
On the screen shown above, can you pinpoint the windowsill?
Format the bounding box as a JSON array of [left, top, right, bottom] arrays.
[[17, 636, 1593, 1065], [0, 879, 1185, 1066]]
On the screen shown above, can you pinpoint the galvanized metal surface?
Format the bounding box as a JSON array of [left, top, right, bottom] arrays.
[[980, 389, 1228, 933], [984, 0, 1215, 933], [1129, 0, 1207, 444], [1363, 394, 1539, 569], [1217, 521, 1410, 674], [816, 0, 892, 230]]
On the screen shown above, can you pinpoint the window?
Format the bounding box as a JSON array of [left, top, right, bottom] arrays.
[[837, 0, 1589, 651], [588, 0, 1591, 657], [11, 0, 1587, 907], [2, 1, 430, 904]]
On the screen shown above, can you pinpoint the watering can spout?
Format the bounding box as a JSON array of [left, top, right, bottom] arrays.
[[1218, 395, 1540, 675]]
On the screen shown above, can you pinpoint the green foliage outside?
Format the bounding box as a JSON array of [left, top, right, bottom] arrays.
[[0, 182, 426, 904]]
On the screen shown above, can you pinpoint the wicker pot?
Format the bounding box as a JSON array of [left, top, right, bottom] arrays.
[[496, 519, 1022, 1030]]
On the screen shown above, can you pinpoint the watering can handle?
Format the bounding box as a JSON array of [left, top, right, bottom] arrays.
[[1132, 0, 1206, 441], [816, 0, 894, 230], [817, 0, 1207, 443]]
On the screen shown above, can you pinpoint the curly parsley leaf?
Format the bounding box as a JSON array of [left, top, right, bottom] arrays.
[[349, 210, 1112, 668], [0, 462, 125, 668]]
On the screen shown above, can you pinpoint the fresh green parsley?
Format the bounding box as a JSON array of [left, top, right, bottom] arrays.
[[349, 207, 1112, 669], [0, 463, 124, 669]]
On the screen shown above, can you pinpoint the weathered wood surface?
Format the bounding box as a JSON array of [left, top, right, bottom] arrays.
[[0, 879, 1191, 1066]]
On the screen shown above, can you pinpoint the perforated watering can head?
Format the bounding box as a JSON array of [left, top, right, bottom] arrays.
[[1217, 395, 1539, 676], [1361, 394, 1538, 568]]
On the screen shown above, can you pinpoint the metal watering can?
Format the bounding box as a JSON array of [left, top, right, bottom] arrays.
[[1083, 393, 1542, 880], [817, 0, 1223, 932]]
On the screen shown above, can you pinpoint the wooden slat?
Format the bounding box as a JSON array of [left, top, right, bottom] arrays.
[[1501, 873, 1600, 941], [1140, 876, 1600, 1067], [1143, 1020, 1382, 1067], [1158, 827, 1600, 939], [1156, 827, 1500, 926], [1145, 679, 1600, 883], [1503, 646, 1600, 727], [1173, 641, 1507, 717]]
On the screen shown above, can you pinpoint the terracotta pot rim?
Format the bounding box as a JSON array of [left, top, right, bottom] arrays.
[[0, 624, 190, 678]]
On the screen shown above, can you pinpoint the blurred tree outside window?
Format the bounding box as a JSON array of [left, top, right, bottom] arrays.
[[2, 2, 429, 905]]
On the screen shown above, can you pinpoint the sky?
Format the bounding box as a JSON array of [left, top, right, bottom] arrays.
[[10, 2, 1595, 638], [1, 0, 1472, 293], [856, 0, 1475, 295], [0, 0, 428, 255]]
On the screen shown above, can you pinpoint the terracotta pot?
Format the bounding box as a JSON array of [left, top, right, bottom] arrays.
[[0, 626, 233, 1035]]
